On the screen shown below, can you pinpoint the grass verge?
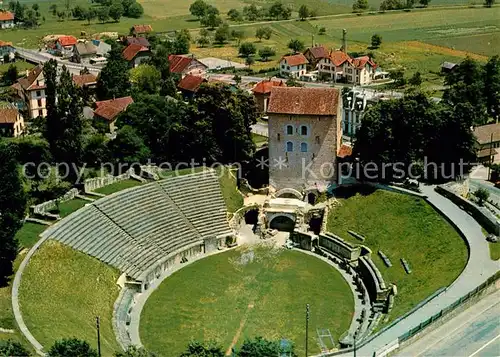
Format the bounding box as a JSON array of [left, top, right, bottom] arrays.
[[217, 167, 244, 213], [94, 179, 144, 195]]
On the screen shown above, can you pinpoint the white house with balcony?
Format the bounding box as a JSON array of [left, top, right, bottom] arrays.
[[279, 54, 309, 79], [318, 50, 378, 85]]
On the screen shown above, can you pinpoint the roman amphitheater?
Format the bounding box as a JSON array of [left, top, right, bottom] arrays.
[[11, 167, 498, 356]]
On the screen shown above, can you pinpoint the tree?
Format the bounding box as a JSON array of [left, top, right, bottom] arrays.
[[419, 0, 431, 6], [32, 3, 39, 11], [200, 13, 222, 28], [197, 29, 211, 47], [231, 29, 245, 46], [239, 42, 256, 58], [2, 64, 18, 85], [214, 23, 230, 44], [285, 77, 304, 87], [484, 0, 494, 6], [371, 34, 382, 49], [109, 125, 151, 164], [259, 47, 276, 61], [0, 141, 26, 285], [255, 27, 272, 41], [243, 4, 260, 21], [173, 29, 191, 54], [389, 68, 406, 88], [109, 2, 124, 22], [49, 4, 58, 16], [189, 0, 209, 19], [72, 5, 86, 19], [475, 188, 490, 206], [127, 2, 144, 18], [0, 339, 30, 356], [288, 39, 304, 53], [353, 0, 369, 11], [24, 9, 38, 27], [97, 6, 110, 22], [130, 64, 161, 94], [298, 5, 310, 20], [96, 43, 130, 100], [319, 27, 326, 35], [115, 345, 157, 357], [48, 339, 98, 357], [246, 56, 255, 67], [121, 0, 135, 14], [227, 8, 242, 21], [408, 71, 422, 86], [237, 337, 296, 357], [380, 0, 405, 10], [179, 341, 224, 357], [483, 56, 500, 120], [82, 134, 110, 166], [269, 2, 291, 20], [84, 8, 97, 24]]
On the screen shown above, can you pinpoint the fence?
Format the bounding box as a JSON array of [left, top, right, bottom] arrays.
[[398, 270, 500, 344]]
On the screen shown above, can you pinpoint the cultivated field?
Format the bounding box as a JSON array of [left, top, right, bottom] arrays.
[[327, 188, 468, 322], [19, 240, 121, 356], [140, 245, 354, 356]]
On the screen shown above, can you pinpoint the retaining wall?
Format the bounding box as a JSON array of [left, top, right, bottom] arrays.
[[318, 232, 362, 263], [30, 188, 79, 218]]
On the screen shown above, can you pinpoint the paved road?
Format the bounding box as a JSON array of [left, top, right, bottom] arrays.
[[395, 288, 500, 357], [16, 48, 101, 75], [336, 185, 499, 357]]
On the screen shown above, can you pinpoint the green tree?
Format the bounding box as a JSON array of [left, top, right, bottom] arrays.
[[483, 56, 500, 120], [2, 64, 18, 85], [259, 47, 276, 61], [109, 2, 124, 22], [419, 0, 431, 6], [0, 140, 26, 285], [127, 2, 144, 18], [227, 8, 242, 21], [237, 337, 296, 357], [353, 0, 369, 11], [197, 29, 211, 47], [109, 125, 151, 164], [173, 29, 191, 54], [255, 27, 272, 41], [82, 134, 110, 167], [84, 8, 97, 24], [408, 71, 422, 86], [179, 341, 224, 357], [49, 4, 58, 16], [319, 27, 326, 35], [389, 68, 406, 87], [200, 13, 222, 28], [288, 39, 304, 53], [96, 43, 130, 100], [121, 0, 135, 14], [47, 339, 98, 357], [484, 0, 495, 7], [115, 345, 157, 357], [31, 3, 39, 11], [214, 23, 230, 44], [130, 64, 161, 94], [189, 0, 209, 19], [0, 339, 30, 356], [371, 34, 382, 48], [239, 42, 256, 58], [72, 5, 86, 19], [269, 2, 291, 20], [298, 5, 310, 20], [243, 4, 260, 21], [475, 188, 490, 205], [97, 6, 110, 23], [231, 29, 245, 46]]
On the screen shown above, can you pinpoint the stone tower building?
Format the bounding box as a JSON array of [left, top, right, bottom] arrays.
[[267, 87, 343, 191]]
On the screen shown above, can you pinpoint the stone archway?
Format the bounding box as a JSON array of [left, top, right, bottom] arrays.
[[275, 188, 304, 200], [268, 214, 296, 232]]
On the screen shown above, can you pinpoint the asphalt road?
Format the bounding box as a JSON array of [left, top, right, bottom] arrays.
[[395, 288, 500, 357]]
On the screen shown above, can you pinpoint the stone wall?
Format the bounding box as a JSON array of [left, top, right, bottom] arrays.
[[30, 188, 79, 218], [84, 169, 145, 193], [357, 255, 391, 303], [318, 232, 361, 262], [436, 185, 500, 235], [291, 230, 314, 250]]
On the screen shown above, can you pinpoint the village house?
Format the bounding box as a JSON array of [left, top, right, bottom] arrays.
[[125, 36, 151, 48], [267, 87, 342, 190], [130, 25, 153, 37], [251, 79, 286, 113], [474, 123, 500, 164], [168, 54, 208, 78], [279, 54, 308, 79], [0, 104, 24, 137], [72, 73, 98, 89], [55, 35, 78, 57], [177, 74, 207, 97], [317, 50, 377, 85], [0, 11, 14, 29], [92, 39, 112, 57], [0, 40, 15, 62], [72, 41, 98, 63], [12, 65, 47, 119], [122, 44, 151, 68], [303, 46, 328, 69], [93, 96, 134, 133]]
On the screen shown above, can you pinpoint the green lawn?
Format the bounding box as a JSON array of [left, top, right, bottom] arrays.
[[251, 133, 268, 147], [52, 198, 88, 218], [0, 61, 34, 75], [94, 179, 144, 195], [141, 245, 354, 356], [19, 240, 121, 356], [327, 189, 468, 322], [14, 222, 47, 249], [217, 167, 244, 213], [489, 243, 500, 261]]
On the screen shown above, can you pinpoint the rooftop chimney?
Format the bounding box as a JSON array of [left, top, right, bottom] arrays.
[[342, 29, 347, 53]]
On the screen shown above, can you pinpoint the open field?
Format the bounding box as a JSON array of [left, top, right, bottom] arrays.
[[94, 179, 144, 195], [140, 245, 354, 356], [19, 240, 121, 356], [327, 189, 468, 322], [427, 32, 500, 57]]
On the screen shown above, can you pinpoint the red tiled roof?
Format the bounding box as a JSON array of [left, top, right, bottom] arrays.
[[328, 50, 352, 67], [72, 73, 97, 87], [18, 64, 43, 91], [338, 144, 353, 158], [177, 74, 206, 92], [132, 25, 153, 34], [126, 36, 150, 47], [305, 46, 328, 60], [352, 56, 376, 69], [122, 44, 148, 61], [168, 55, 194, 73], [268, 87, 340, 116], [474, 123, 500, 144], [0, 108, 18, 124], [94, 96, 134, 122], [252, 79, 286, 95], [57, 35, 78, 47], [0, 11, 14, 21], [281, 54, 308, 67], [0, 40, 13, 47]]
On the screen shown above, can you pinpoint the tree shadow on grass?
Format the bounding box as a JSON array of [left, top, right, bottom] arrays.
[[331, 184, 377, 199]]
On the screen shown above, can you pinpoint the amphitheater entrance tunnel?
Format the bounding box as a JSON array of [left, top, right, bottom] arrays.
[[269, 215, 296, 232], [244, 209, 259, 225]]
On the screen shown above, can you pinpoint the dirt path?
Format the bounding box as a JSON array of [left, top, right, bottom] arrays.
[[225, 303, 255, 355]]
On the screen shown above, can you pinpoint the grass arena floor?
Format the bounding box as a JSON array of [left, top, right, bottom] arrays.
[[140, 245, 354, 356], [327, 188, 468, 323]]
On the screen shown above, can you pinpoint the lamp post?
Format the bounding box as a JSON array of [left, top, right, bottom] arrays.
[[305, 304, 310, 357], [96, 316, 101, 357]]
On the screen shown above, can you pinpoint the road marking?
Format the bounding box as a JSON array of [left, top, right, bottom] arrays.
[[468, 334, 500, 357], [414, 299, 500, 357]]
